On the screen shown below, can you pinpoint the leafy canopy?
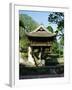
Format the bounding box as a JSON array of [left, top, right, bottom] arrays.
[[19, 14, 39, 49]]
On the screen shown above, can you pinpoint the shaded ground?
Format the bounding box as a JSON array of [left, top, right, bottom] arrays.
[[19, 63, 64, 79]]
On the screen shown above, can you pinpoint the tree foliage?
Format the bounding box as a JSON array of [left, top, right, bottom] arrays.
[[19, 14, 38, 32], [19, 14, 38, 49], [47, 26, 53, 33], [48, 12, 64, 42], [47, 12, 64, 55], [48, 12, 64, 31]]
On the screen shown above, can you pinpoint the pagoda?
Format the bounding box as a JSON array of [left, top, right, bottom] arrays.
[[25, 25, 56, 66]]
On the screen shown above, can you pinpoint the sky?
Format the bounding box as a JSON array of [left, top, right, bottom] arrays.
[[19, 10, 57, 31]]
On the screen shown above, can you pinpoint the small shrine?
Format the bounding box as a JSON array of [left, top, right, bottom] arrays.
[[25, 25, 56, 66]]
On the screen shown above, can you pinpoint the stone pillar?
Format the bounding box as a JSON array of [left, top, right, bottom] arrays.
[[41, 59, 45, 66], [28, 46, 35, 66]]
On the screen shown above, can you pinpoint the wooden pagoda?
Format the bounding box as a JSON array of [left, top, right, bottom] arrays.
[[25, 25, 56, 66]]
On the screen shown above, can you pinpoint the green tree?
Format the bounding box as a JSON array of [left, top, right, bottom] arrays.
[[48, 12, 64, 56], [48, 12, 64, 45], [47, 26, 53, 33], [48, 12, 64, 31], [46, 25, 59, 54], [19, 14, 38, 32], [19, 14, 38, 50]]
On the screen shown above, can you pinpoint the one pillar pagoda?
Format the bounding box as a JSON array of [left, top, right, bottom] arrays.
[[25, 25, 56, 66]]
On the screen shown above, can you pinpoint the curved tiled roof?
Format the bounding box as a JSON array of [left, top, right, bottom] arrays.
[[26, 25, 56, 37]]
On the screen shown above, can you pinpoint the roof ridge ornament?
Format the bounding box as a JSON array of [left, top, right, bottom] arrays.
[[30, 24, 53, 34], [25, 25, 56, 38]]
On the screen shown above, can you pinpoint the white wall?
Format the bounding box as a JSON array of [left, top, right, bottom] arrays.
[[0, 0, 72, 89]]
